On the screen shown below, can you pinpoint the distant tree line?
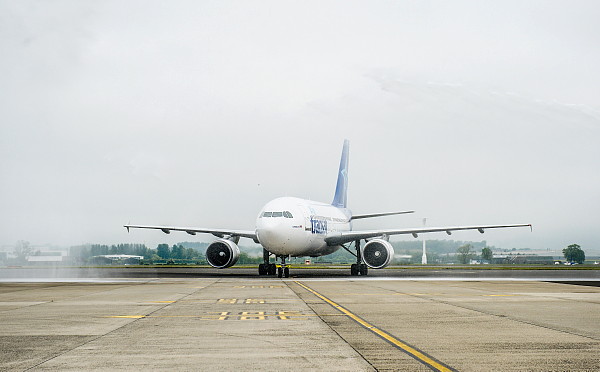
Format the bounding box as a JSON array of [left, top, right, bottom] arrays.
[[69, 243, 207, 264]]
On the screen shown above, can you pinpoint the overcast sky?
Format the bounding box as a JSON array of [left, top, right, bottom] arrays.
[[1, 0, 599, 253]]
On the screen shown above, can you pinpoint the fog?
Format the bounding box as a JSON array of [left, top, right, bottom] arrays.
[[1, 1, 599, 253]]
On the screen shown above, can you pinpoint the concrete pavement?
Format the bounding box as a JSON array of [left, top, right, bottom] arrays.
[[1, 277, 599, 371]]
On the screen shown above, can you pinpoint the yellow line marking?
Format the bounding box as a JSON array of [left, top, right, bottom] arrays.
[[295, 281, 454, 372], [105, 313, 346, 320], [217, 298, 238, 304]]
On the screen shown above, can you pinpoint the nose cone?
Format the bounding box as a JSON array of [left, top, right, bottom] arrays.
[[256, 219, 289, 249]]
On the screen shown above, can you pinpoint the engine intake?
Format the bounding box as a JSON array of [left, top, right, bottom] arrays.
[[206, 239, 240, 268], [361, 239, 394, 269]]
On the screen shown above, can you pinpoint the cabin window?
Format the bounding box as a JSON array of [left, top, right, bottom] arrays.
[[283, 211, 293, 218], [272, 212, 283, 217], [262, 212, 273, 217]]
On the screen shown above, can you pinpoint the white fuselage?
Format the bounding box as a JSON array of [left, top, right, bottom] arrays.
[[255, 197, 352, 257]]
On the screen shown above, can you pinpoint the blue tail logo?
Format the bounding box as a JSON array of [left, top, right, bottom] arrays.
[[332, 140, 349, 208]]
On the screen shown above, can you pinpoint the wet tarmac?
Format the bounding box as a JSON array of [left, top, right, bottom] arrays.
[[1, 267, 599, 371]]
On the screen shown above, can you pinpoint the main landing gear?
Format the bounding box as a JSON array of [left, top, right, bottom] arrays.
[[350, 240, 368, 276], [258, 248, 276, 276]]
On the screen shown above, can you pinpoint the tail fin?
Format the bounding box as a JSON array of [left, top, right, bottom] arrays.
[[332, 140, 349, 208]]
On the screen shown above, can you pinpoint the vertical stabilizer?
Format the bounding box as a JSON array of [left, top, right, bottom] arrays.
[[332, 140, 350, 208]]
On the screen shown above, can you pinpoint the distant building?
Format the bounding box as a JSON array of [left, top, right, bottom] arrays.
[[90, 255, 143, 264], [27, 250, 68, 263], [492, 254, 555, 265]]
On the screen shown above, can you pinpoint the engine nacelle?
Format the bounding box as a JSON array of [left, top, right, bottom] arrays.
[[361, 239, 394, 269], [206, 239, 240, 268]]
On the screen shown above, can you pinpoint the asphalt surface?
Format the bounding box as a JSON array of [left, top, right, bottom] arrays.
[[1, 267, 600, 371]]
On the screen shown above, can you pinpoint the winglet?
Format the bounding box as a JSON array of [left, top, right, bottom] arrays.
[[332, 140, 350, 208]]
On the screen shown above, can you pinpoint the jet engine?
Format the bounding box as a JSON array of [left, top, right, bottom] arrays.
[[206, 239, 240, 268], [361, 239, 394, 269]]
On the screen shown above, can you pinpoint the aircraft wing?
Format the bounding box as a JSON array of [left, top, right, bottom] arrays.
[[351, 210, 415, 220], [124, 224, 258, 241], [324, 224, 532, 246]]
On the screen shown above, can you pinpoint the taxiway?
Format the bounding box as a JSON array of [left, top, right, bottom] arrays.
[[1, 270, 599, 371]]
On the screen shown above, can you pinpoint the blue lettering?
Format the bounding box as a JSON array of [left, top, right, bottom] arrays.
[[310, 218, 328, 234]]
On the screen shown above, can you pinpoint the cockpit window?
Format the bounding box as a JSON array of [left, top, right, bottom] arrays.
[[262, 211, 293, 218]]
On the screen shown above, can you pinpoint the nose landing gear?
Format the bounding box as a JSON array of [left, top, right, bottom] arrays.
[[277, 256, 290, 278]]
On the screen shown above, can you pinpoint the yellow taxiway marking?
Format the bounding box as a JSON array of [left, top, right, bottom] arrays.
[[105, 312, 345, 320], [342, 292, 517, 297], [295, 281, 454, 372]]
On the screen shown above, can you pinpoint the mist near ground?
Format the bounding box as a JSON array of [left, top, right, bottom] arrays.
[[1, 1, 599, 253]]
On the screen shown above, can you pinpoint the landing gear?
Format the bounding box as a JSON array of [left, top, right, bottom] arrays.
[[277, 256, 290, 278], [350, 240, 369, 276], [350, 263, 368, 276], [258, 249, 277, 276], [359, 264, 368, 276], [276, 266, 289, 278]]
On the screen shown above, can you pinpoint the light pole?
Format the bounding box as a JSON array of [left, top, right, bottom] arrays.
[[421, 217, 427, 264]]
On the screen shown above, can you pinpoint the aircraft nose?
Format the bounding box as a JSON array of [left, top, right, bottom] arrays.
[[257, 221, 288, 248], [258, 227, 286, 247]]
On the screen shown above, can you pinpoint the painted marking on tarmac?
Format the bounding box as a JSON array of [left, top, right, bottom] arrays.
[[216, 298, 267, 304], [295, 281, 456, 372], [105, 311, 343, 320], [233, 285, 283, 288], [218, 298, 238, 304]]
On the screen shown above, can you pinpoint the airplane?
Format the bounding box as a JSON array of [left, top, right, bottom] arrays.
[[124, 140, 531, 278]]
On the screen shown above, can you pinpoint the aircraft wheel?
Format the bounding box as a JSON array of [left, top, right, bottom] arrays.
[[277, 267, 283, 278], [258, 264, 266, 275], [269, 264, 276, 275], [284, 267, 290, 278], [350, 264, 358, 276], [359, 264, 368, 276]]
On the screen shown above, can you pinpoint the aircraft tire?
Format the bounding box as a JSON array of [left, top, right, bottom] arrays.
[[359, 264, 368, 276], [258, 264, 266, 275], [350, 264, 358, 276], [277, 267, 283, 278], [268, 264, 276, 275], [284, 267, 289, 278]]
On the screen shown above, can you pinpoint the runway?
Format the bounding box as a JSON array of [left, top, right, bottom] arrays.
[[1, 269, 599, 371]]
